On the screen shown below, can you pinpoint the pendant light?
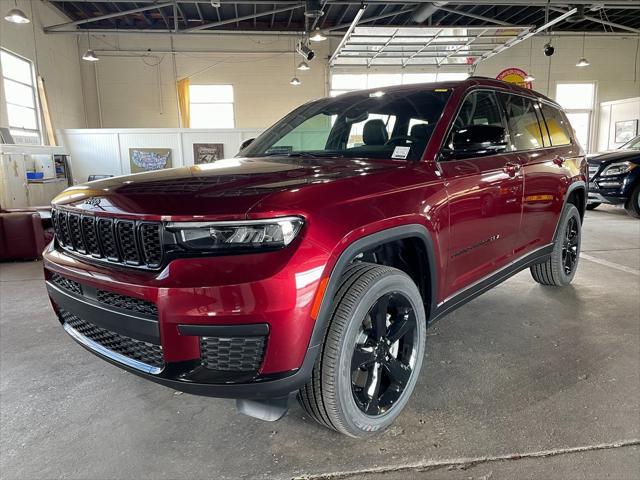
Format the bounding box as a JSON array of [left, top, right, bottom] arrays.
[[309, 28, 327, 42], [289, 39, 301, 86], [524, 39, 535, 82], [82, 33, 100, 62], [297, 61, 310, 71], [4, 1, 30, 24], [576, 33, 590, 67]]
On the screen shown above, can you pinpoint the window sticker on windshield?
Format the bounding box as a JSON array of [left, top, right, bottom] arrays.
[[392, 146, 410, 159]]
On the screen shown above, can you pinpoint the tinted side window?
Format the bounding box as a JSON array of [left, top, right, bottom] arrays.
[[452, 90, 504, 130], [539, 103, 572, 146], [500, 94, 546, 150]]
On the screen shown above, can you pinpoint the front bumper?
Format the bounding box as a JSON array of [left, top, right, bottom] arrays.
[[43, 240, 328, 399]]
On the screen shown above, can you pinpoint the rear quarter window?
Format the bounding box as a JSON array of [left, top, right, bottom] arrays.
[[539, 103, 572, 146], [499, 93, 546, 151]]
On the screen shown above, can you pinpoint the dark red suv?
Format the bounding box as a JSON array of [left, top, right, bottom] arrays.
[[44, 78, 587, 437]]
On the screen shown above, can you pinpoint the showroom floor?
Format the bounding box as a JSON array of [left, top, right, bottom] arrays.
[[1, 206, 638, 480]]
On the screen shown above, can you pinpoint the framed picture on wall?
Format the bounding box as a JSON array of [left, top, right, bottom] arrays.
[[615, 120, 638, 143], [129, 148, 172, 173], [193, 143, 224, 164]]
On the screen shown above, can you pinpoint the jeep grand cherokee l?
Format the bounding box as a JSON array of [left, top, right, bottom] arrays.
[[44, 78, 587, 437]]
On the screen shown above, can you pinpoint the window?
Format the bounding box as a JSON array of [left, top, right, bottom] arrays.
[[1, 49, 40, 144], [555, 82, 595, 151], [189, 85, 234, 128], [244, 88, 452, 161], [539, 103, 572, 146], [330, 71, 467, 96], [500, 94, 545, 150]]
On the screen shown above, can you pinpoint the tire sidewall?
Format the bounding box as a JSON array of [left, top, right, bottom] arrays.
[[552, 204, 582, 284], [330, 272, 426, 436]]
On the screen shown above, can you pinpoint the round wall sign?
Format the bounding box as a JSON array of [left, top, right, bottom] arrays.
[[496, 68, 532, 89]]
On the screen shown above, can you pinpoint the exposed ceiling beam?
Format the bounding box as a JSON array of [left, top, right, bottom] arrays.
[[326, 6, 415, 31], [329, 5, 366, 65], [548, 6, 640, 33], [44, 2, 174, 31], [474, 7, 577, 64], [183, 4, 303, 32], [437, 6, 510, 26], [57, 1, 640, 5]]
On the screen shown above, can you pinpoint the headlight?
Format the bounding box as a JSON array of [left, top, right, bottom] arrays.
[[600, 161, 636, 176], [166, 217, 304, 252]]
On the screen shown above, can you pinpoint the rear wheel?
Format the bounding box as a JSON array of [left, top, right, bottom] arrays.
[[624, 184, 640, 219], [298, 263, 426, 437], [530, 203, 582, 286], [586, 202, 600, 210]]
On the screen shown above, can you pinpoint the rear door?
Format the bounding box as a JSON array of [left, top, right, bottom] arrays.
[[514, 99, 580, 254], [438, 89, 524, 298]]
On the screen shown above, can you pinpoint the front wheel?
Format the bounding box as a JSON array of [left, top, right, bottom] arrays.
[[298, 263, 426, 437], [530, 203, 582, 286], [624, 184, 640, 219]]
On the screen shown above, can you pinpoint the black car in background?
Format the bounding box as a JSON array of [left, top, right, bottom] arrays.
[[588, 135, 640, 218]]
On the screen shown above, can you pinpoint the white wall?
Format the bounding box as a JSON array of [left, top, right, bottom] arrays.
[[58, 128, 261, 184], [79, 33, 330, 129], [0, 0, 86, 135], [597, 97, 640, 151]]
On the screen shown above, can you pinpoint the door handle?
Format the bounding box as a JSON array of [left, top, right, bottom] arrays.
[[503, 162, 521, 177], [553, 156, 565, 166]]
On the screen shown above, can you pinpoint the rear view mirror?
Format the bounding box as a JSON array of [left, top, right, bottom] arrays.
[[239, 138, 255, 152], [443, 125, 508, 159]]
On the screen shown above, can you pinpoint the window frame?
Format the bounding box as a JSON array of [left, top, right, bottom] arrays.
[[497, 92, 549, 152], [188, 84, 236, 129], [438, 88, 510, 161], [0, 48, 42, 143], [538, 101, 575, 148]]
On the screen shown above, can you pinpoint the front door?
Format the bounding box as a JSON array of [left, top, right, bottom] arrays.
[[438, 90, 524, 299]]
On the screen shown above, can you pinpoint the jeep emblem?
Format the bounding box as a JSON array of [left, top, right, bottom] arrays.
[[84, 197, 101, 207]]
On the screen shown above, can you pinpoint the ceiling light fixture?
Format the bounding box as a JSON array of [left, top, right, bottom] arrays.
[[297, 61, 310, 71], [82, 33, 99, 62], [82, 49, 100, 62], [4, 1, 30, 24], [290, 77, 301, 86], [576, 32, 590, 67], [309, 28, 327, 42]]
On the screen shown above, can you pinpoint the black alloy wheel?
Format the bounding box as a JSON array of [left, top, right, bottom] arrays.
[[562, 216, 579, 275], [351, 292, 418, 416]]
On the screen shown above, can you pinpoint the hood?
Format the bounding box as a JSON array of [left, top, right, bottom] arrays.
[[51, 156, 398, 219], [587, 149, 640, 166]]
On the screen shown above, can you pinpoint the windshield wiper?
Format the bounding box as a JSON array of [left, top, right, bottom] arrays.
[[262, 152, 344, 158]]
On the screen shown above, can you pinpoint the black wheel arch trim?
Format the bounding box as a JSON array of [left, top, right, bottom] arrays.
[[553, 180, 587, 241], [307, 224, 438, 352]]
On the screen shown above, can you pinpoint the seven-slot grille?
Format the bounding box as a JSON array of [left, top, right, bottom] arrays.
[[60, 309, 164, 369], [588, 165, 599, 179], [52, 208, 162, 269]]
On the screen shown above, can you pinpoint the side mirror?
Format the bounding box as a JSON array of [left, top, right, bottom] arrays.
[[443, 125, 508, 159], [239, 138, 255, 152]]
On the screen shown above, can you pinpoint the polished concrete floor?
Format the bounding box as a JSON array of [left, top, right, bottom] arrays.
[[1, 205, 639, 480]]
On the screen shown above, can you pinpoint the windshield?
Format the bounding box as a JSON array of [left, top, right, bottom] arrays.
[[242, 88, 452, 161], [620, 136, 640, 150]]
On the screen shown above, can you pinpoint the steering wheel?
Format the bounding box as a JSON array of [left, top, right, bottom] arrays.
[[385, 136, 416, 146]]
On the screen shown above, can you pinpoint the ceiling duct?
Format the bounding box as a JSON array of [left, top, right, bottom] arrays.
[[412, 2, 449, 23], [565, 5, 586, 22], [304, 0, 324, 19]]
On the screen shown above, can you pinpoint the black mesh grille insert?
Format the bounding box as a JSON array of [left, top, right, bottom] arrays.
[[200, 336, 266, 372], [50, 273, 82, 295], [82, 216, 101, 256], [97, 218, 119, 261], [56, 210, 72, 246], [61, 309, 164, 368], [68, 214, 86, 253], [139, 223, 162, 267], [97, 290, 158, 318], [116, 221, 140, 265]]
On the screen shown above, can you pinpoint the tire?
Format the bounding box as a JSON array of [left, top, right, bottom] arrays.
[[298, 262, 427, 437], [530, 203, 582, 286], [586, 202, 600, 210], [624, 184, 640, 219]]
